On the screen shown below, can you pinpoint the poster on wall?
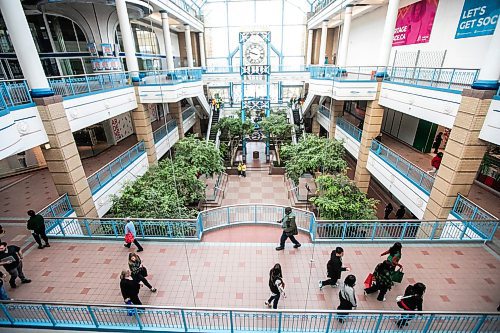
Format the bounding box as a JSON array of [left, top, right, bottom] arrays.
[[101, 43, 114, 57], [111, 112, 134, 143], [392, 0, 439, 46], [455, 0, 499, 39], [87, 43, 98, 57]]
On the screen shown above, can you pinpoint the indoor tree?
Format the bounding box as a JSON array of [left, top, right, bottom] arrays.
[[281, 134, 347, 183], [259, 113, 294, 165], [310, 174, 378, 220], [174, 136, 224, 177], [214, 116, 253, 164]]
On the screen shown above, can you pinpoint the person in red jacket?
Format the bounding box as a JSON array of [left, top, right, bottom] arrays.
[[428, 152, 443, 176]]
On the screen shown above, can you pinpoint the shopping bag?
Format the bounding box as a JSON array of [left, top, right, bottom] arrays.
[[391, 268, 404, 283], [364, 273, 374, 289], [125, 232, 134, 244]]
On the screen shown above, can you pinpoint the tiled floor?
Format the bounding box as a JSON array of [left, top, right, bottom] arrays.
[[8, 239, 499, 312], [0, 136, 138, 217]]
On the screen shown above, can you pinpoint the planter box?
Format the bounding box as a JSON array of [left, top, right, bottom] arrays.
[[269, 166, 286, 175], [226, 167, 239, 175]]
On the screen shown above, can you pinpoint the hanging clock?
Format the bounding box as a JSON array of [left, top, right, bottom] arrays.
[[244, 42, 265, 65]]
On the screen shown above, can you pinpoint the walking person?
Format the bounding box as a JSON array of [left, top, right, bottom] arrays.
[[396, 282, 426, 328], [275, 207, 301, 251], [432, 132, 443, 154], [0, 242, 31, 288], [384, 203, 393, 220], [265, 263, 286, 309], [381, 242, 403, 270], [124, 218, 143, 252], [337, 275, 357, 323], [428, 152, 443, 176], [319, 247, 350, 289], [120, 269, 142, 305], [237, 162, 243, 177], [26, 210, 50, 249], [128, 252, 156, 292], [364, 260, 394, 301], [395, 205, 406, 219], [241, 163, 247, 177]]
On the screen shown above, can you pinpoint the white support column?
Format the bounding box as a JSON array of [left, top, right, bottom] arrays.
[[306, 29, 313, 66], [116, 0, 139, 81], [376, 0, 400, 77], [199, 32, 206, 68], [337, 5, 353, 68], [472, 24, 500, 90], [184, 24, 194, 68], [319, 21, 328, 64], [160, 10, 175, 70], [0, 0, 53, 97]]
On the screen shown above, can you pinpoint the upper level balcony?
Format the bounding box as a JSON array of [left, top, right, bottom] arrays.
[[379, 66, 480, 129]]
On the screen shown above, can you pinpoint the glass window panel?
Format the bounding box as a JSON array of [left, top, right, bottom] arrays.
[[283, 2, 307, 25], [205, 27, 229, 58], [203, 2, 227, 27], [282, 25, 305, 56], [255, 0, 281, 25], [228, 1, 254, 26]]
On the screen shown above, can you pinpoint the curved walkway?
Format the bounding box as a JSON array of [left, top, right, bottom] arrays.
[[9, 225, 499, 312]]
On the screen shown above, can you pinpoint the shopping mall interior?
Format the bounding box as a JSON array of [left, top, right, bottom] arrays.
[[0, 0, 499, 331]]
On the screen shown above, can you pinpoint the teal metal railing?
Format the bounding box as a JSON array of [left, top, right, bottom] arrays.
[[38, 194, 74, 233], [384, 66, 479, 92], [87, 141, 146, 194], [318, 105, 330, 119], [48, 73, 130, 98], [451, 194, 499, 239], [336, 117, 362, 142], [310, 66, 382, 81], [139, 68, 203, 85], [0, 300, 498, 332], [0, 80, 33, 116], [153, 119, 178, 143], [182, 106, 196, 121], [370, 140, 435, 195], [31, 204, 498, 241]]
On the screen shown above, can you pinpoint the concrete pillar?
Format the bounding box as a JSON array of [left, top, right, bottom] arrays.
[[0, 0, 53, 97], [337, 5, 353, 68], [32, 146, 47, 167], [306, 29, 313, 66], [35, 96, 97, 217], [319, 21, 328, 65], [329, 100, 344, 139], [184, 24, 194, 68], [169, 102, 185, 139], [193, 116, 202, 138], [423, 89, 494, 220], [354, 79, 384, 193], [116, 0, 139, 81], [132, 88, 157, 166], [199, 33, 206, 68], [160, 11, 175, 71], [376, 0, 400, 77], [472, 23, 500, 90]]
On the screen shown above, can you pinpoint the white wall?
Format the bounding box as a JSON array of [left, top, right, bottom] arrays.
[[347, 0, 496, 69], [479, 98, 500, 146]]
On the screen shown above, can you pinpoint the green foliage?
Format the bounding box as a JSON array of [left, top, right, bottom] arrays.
[[259, 114, 293, 141], [174, 136, 224, 177], [110, 159, 204, 219], [310, 174, 378, 220], [281, 134, 347, 183], [214, 117, 253, 140]]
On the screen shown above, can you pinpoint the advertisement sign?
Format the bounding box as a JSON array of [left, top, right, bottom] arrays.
[[87, 43, 98, 57], [392, 0, 439, 46], [455, 0, 499, 39], [101, 43, 113, 57]]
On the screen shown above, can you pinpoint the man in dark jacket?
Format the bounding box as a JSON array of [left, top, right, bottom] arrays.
[[27, 210, 50, 249], [275, 207, 301, 250], [396, 282, 426, 327], [0, 242, 31, 288], [319, 247, 350, 289]]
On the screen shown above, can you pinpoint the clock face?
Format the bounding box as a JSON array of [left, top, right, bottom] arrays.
[[244, 43, 265, 65]]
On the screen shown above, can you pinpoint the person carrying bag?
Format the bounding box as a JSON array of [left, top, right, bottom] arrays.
[[396, 283, 426, 328]]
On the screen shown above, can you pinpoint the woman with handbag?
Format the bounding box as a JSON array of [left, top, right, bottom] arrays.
[[120, 270, 142, 305], [124, 219, 144, 252], [364, 260, 394, 301], [128, 252, 156, 292], [380, 242, 403, 270], [396, 282, 426, 328], [265, 263, 286, 309]]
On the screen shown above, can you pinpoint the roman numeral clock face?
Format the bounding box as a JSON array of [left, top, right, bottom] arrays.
[[244, 43, 265, 65]]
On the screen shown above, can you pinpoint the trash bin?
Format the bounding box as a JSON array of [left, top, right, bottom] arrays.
[[253, 151, 259, 159]]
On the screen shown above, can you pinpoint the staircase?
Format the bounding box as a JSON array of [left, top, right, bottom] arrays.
[[292, 106, 303, 138], [208, 108, 220, 141]]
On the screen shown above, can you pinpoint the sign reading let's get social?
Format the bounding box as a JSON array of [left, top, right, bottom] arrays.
[[455, 0, 500, 39]]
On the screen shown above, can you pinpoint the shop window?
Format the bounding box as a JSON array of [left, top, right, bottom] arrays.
[[116, 23, 160, 55], [477, 149, 500, 193]]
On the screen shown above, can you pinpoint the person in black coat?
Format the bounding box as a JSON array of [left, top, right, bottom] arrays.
[[319, 247, 350, 289], [396, 282, 426, 328], [120, 270, 142, 305], [432, 132, 443, 154], [384, 203, 393, 219]]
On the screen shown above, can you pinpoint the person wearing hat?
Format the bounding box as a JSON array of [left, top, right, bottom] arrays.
[[275, 207, 301, 251]]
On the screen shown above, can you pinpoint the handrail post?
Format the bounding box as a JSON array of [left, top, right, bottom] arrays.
[[181, 309, 188, 332], [325, 312, 332, 333], [373, 313, 383, 332], [133, 308, 143, 330], [429, 221, 439, 240], [459, 221, 469, 240], [111, 221, 119, 238], [87, 306, 99, 328], [341, 222, 348, 240], [448, 69, 456, 90], [371, 222, 377, 240], [471, 314, 487, 333], [254, 205, 257, 223], [139, 221, 146, 239], [278, 312, 282, 333], [42, 304, 56, 327], [229, 310, 234, 333], [84, 219, 92, 237], [227, 207, 230, 225], [401, 222, 408, 240]]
